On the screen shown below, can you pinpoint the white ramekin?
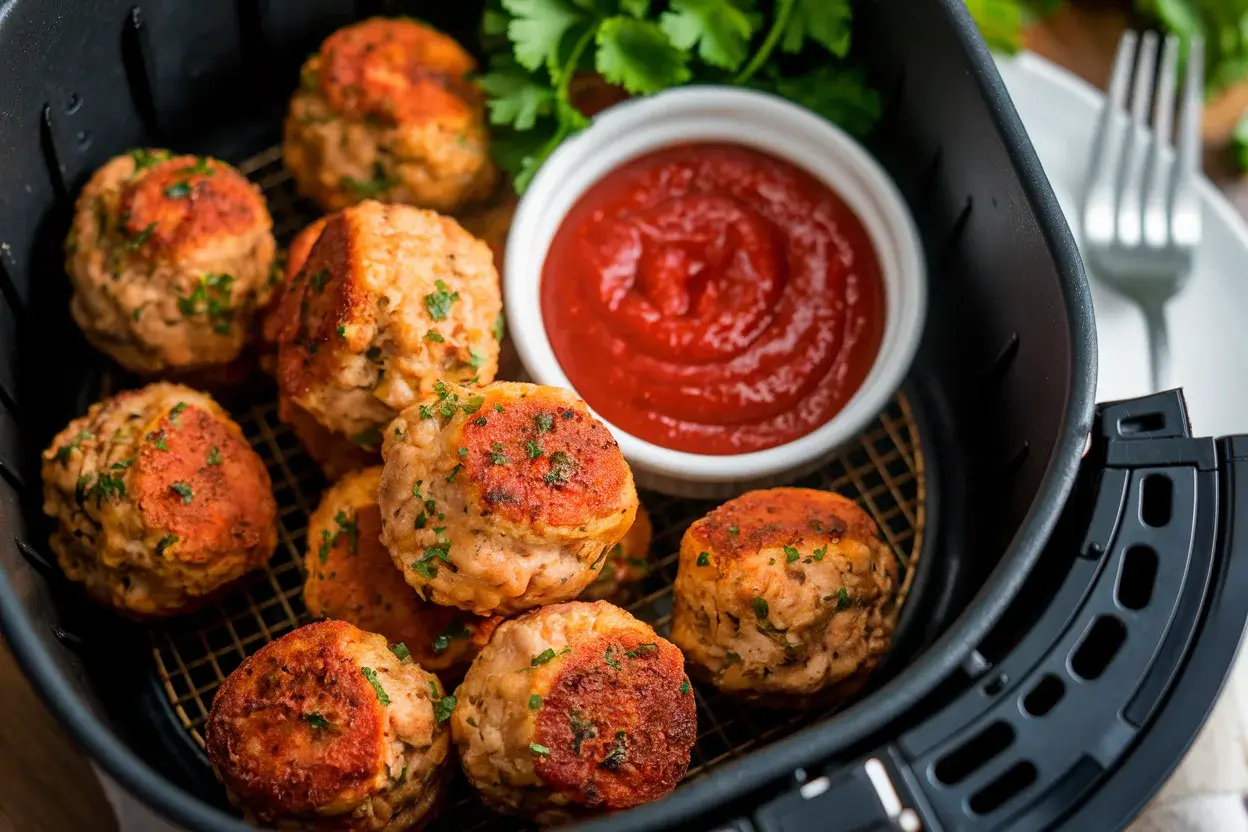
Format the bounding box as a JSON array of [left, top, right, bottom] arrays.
[[504, 86, 926, 498]]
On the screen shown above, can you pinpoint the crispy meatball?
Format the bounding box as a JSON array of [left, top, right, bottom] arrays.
[[65, 149, 277, 374], [269, 201, 501, 444], [284, 17, 497, 213], [205, 620, 452, 830], [452, 601, 695, 824], [580, 504, 654, 604], [41, 383, 277, 616], [304, 467, 500, 674], [378, 382, 638, 616], [670, 488, 898, 708]]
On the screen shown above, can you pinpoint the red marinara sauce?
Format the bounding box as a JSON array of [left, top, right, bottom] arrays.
[[541, 143, 885, 455]]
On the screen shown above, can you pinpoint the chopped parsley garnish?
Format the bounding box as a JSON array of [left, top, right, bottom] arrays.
[[177, 272, 234, 334], [751, 598, 770, 619], [836, 587, 853, 611], [309, 269, 330, 292], [490, 442, 511, 465], [458, 446, 468, 457], [411, 481, 423, 499], [170, 482, 193, 503], [493, 312, 505, 342], [111, 457, 135, 470], [473, 416, 488, 427], [570, 710, 597, 754], [155, 535, 178, 556], [342, 162, 397, 196], [531, 648, 557, 666], [425, 329, 445, 343], [432, 620, 471, 653], [303, 712, 330, 729], [122, 221, 158, 253], [446, 463, 463, 483], [361, 667, 391, 705], [412, 560, 437, 579], [463, 395, 486, 415], [728, 525, 739, 535], [696, 551, 710, 567], [494, 403, 505, 413], [389, 642, 411, 661], [423, 279, 460, 321], [334, 510, 359, 555], [86, 473, 126, 506], [813, 546, 828, 561], [468, 350, 485, 369], [679, 680, 691, 695], [53, 430, 93, 464], [466, 716, 477, 727], [524, 440, 544, 460], [337, 325, 347, 338], [724, 652, 743, 667], [350, 427, 383, 449], [624, 643, 657, 658], [529, 743, 551, 756], [169, 401, 188, 422], [599, 730, 627, 770], [129, 148, 171, 171], [207, 446, 222, 466], [434, 693, 457, 724], [317, 529, 332, 563], [604, 646, 622, 670], [784, 546, 800, 563], [529, 694, 543, 710], [544, 451, 575, 486], [163, 182, 191, 199], [414, 512, 428, 529], [534, 413, 554, 434], [179, 157, 214, 176], [146, 430, 168, 451]]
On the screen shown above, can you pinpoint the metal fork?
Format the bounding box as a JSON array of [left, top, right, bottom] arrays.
[[1081, 30, 1204, 392]]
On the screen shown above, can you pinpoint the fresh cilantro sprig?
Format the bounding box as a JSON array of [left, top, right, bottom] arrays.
[[481, 0, 879, 192]]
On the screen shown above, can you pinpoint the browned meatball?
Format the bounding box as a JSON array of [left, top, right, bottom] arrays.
[[580, 504, 654, 604], [284, 18, 496, 213], [378, 381, 639, 616], [41, 383, 277, 616], [267, 201, 501, 446], [205, 620, 453, 830], [452, 602, 696, 824], [65, 150, 276, 373], [303, 467, 500, 675], [670, 488, 898, 708]]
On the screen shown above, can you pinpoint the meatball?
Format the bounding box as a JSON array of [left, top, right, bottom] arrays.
[[452, 601, 695, 824], [64, 149, 276, 374], [284, 17, 497, 214], [41, 382, 277, 616], [205, 620, 452, 830], [580, 504, 654, 604], [304, 467, 500, 674], [268, 201, 501, 444], [378, 381, 638, 616], [670, 488, 898, 708]]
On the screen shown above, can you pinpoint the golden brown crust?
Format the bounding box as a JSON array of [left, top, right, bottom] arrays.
[[284, 18, 496, 213], [40, 383, 277, 616], [270, 202, 501, 443], [304, 468, 500, 672], [580, 504, 653, 604], [205, 621, 388, 817], [671, 488, 897, 708], [458, 393, 631, 528], [534, 630, 695, 811]]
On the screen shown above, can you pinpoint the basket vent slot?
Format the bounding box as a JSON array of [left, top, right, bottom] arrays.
[[1140, 474, 1172, 528], [933, 721, 1014, 786], [1118, 411, 1166, 436], [1117, 545, 1158, 611], [1070, 616, 1126, 681], [1022, 674, 1065, 717], [968, 760, 1037, 815]]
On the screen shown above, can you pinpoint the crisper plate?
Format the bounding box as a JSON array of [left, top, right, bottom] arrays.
[[146, 146, 930, 829]]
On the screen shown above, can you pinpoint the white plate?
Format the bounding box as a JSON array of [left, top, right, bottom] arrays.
[[996, 53, 1248, 438]]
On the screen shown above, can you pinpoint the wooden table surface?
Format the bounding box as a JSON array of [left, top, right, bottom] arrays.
[[2, 5, 1246, 832]]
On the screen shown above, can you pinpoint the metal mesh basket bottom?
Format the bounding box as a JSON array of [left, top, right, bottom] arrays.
[[148, 146, 929, 829]]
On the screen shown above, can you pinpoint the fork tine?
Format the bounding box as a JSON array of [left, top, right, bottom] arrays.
[[1172, 36, 1204, 246], [1084, 31, 1138, 244], [1143, 34, 1180, 247], [1117, 31, 1158, 247]]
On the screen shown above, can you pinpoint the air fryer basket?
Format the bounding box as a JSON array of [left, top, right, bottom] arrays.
[[17, 1, 1241, 831]]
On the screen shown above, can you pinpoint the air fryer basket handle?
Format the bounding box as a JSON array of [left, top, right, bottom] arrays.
[[730, 391, 1248, 832]]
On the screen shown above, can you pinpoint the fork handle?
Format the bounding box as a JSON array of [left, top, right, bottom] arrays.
[[1142, 304, 1171, 392]]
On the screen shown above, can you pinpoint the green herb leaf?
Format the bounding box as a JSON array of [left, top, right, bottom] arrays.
[[529, 742, 552, 755], [164, 182, 192, 199], [128, 148, 171, 172], [155, 535, 178, 556], [595, 16, 691, 95], [813, 545, 828, 561], [111, 457, 135, 470], [660, 0, 761, 71], [728, 525, 739, 535], [534, 413, 554, 434], [529, 694, 543, 709], [446, 463, 463, 483], [425, 329, 445, 343], [624, 643, 657, 658], [531, 648, 558, 666], [170, 482, 193, 503], [492, 312, 506, 342], [334, 510, 359, 555], [432, 619, 471, 653], [54, 430, 94, 464], [433, 691, 457, 724], [480, 64, 557, 130], [724, 651, 743, 666], [783, 545, 800, 563], [424, 279, 461, 321], [762, 66, 881, 138], [490, 441, 511, 465], [412, 560, 438, 579], [604, 646, 622, 670], [836, 586, 852, 611], [696, 551, 711, 566], [361, 667, 391, 705], [342, 162, 396, 197], [504, 0, 586, 71], [524, 439, 544, 459], [544, 450, 576, 485], [303, 712, 330, 729], [781, 0, 851, 56], [1235, 109, 1248, 172], [751, 597, 769, 619], [389, 642, 411, 661], [679, 679, 691, 695], [207, 446, 222, 466]]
